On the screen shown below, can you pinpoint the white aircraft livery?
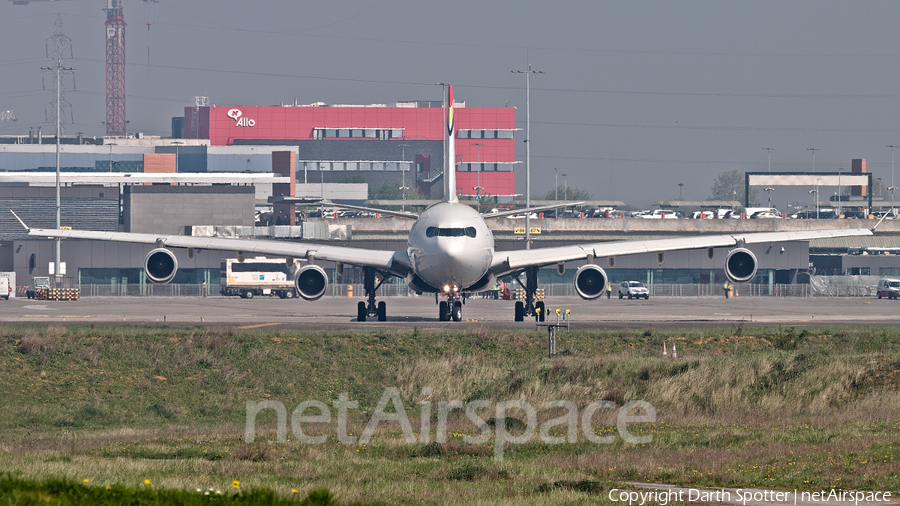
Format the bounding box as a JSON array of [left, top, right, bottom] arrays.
[[11, 84, 877, 322]]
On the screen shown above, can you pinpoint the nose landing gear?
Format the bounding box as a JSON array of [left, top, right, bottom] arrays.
[[438, 294, 463, 322]]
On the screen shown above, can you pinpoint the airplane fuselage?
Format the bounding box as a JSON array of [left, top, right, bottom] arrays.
[[407, 202, 494, 294]]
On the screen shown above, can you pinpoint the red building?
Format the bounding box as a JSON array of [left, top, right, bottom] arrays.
[[184, 100, 518, 199]]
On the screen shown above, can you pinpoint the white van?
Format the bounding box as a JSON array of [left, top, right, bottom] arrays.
[[0, 276, 10, 300], [876, 278, 900, 300]]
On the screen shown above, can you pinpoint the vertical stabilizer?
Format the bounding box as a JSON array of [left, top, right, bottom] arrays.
[[444, 84, 458, 203]]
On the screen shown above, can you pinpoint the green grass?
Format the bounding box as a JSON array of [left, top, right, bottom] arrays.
[[0, 474, 380, 505], [0, 323, 898, 504]]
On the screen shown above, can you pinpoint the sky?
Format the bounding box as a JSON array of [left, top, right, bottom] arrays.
[[2, 0, 900, 208]]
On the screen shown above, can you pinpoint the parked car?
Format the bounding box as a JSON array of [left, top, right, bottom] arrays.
[[618, 281, 650, 300], [877, 278, 900, 299], [638, 209, 678, 219]]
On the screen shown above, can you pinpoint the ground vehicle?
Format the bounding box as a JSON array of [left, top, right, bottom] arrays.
[[692, 211, 715, 219], [639, 209, 678, 219], [750, 210, 783, 219], [26, 276, 51, 299], [221, 257, 298, 299], [0, 276, 9, 300], [618, 280, 650, 300], [877, 278, 900, 299]]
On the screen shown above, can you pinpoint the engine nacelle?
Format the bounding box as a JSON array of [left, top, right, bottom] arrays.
[[725, 248, 758, 284], [144, 248, 178, 284], [573, 263, 608, 300], [295, 265, 328, 301]]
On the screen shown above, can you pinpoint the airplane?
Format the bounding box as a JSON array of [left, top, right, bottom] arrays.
[[11, 84, 878, 322]]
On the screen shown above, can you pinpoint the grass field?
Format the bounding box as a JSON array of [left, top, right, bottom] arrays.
[[0, 323, 898, 505]]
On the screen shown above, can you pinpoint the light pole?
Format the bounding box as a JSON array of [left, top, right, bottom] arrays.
[[837, 168, 843, 217], [807, 148, 819, 172], [398, 144, 410, 211], [890, 185, 898, 217], [816, 178, 821, 218], [808, 188, 818, 219], [764, 187, 774, 207], [472, 142, 483, 198], [763, 147, 774, 172], [888, 145, 898, 216], [512, 64, 544, 250], [172, 141, 184, 172], [563, 173, 568, 201], [554, 167, 558, 208]]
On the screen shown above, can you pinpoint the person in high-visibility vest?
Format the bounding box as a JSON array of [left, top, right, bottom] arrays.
[[723, 281, 730, 299], [607, 282, 612, 299]]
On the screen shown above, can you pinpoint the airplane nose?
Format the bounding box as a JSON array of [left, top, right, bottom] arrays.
[[437, 241, 468, 277]]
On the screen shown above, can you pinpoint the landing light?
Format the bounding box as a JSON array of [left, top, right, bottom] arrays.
[[443, 285, 450, 293], [453, 285, 459, 292]]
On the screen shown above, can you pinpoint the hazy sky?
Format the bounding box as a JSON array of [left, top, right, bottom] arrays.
[[3, 1, 900, 207]]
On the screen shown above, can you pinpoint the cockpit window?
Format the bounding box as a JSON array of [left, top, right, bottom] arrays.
[[425, 226, 477, 238]]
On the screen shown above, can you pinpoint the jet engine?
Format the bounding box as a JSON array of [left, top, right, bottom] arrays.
[[144, 248, 178, 284], [573, 263, 608, 300], [725, 248, 758, 284], [294, 265, 328, 301]]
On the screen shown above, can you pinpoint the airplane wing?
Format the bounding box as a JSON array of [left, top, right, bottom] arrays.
[[483, 201, 586, 219], [322, 202, 420, 220], [490, 227, 874, 276], [22, 227, 413, 277]]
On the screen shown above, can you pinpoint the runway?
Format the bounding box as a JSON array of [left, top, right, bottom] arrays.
[[1, 294, 897, 329]]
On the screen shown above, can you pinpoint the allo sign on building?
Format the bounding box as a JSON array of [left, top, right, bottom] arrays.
[[227, 108, 256, 127]]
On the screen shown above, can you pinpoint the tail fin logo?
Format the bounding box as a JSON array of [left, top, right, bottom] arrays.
[[446, 85, 455, 136]]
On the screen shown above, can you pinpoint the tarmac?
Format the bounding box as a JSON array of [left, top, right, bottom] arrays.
[[1, 294, 898, 329]]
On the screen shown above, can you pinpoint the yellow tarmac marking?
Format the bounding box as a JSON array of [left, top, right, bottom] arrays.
[[24, 315, 94, 318], [237, 323, 282, 329]]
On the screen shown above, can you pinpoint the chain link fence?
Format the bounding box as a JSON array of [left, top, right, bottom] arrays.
[[75, 275, 880, 298]]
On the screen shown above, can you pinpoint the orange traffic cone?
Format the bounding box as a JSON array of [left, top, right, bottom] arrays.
[[672, 343, 678, 359], [662, 341, 668, 358]]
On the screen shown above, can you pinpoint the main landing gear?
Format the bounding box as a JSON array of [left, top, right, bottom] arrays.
[[436, 292, 463, 322], [512, 266, 545, 323], [357, 266, 388, 322]]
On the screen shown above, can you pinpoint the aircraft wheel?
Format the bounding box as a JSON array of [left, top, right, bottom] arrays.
[[514, 301, 524, 322], [377, 301, 387, 322], [357, 301, 367, 322], [439, 300, 449, 321], [535, 300, 545, 322], [451, 301, 462, 322]]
